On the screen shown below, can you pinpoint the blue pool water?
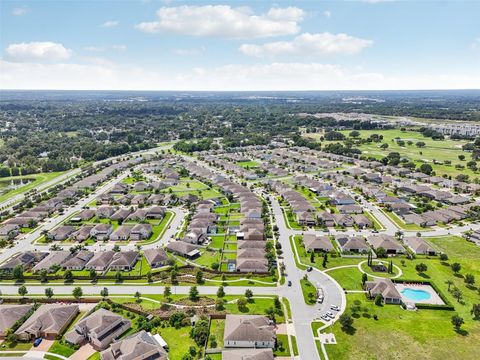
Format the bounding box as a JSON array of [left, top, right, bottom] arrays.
[[401, 288, 431, 301]]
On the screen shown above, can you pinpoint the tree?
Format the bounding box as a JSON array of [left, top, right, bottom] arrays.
[[470, 304, 480, 320], [245, 289, 253, 301], [190, 318, 209, 346], [361, 273, 368, 286], [374, 294, 383, 306], [164, 286, 172, 300], [18, 285, 28, 298], [339, 314, 354, 330], [458, 155, 466, 161], [349, 130, 360, 138], [147, 271, 153, 283], [451, 262, 462, 274], [64, 269, 73, 282], [171, 270, 178, 285], [13, 265, 24, 281], [376, 247, 387, 258], [416, 141, 426, 148], [415, 263, 428, 274], [134, 291, 141, 302], [210, 335, 217, 349], [195, 270, 203, 284], [446, 280, 454, 292], [465, 274, 475, 286], [216, 286, 225, 298], [452, 287, 463, 303], [310, 251, 315, 263], [45, 287, 54, 298], [89, 269, 98, 282], [115, 271, 123, 283], [189, 286, 199, 301], [419, 163, 433, 175], [451, 315, 464, 330], [237, 297, 248, 311], [5, 328, 17, 344], [72, 286, 83, 299], [440, 253, 449, 261], [40, 269, 48, 283], [100, 287, 109, 299], [322, 253, 327, 268]]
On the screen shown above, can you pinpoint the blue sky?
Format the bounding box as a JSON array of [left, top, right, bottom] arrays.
[[1, 0, 479, 90]]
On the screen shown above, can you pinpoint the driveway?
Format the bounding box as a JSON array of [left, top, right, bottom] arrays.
[[70, 343, 96, 360], [31, 339, 53, 352]]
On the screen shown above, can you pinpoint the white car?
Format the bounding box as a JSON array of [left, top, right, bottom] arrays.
[[326, 311, 335, 318], [331, 305, 340, 311], [321, 315, 330, 321]]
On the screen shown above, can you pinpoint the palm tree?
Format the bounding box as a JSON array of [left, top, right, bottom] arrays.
[[445, 280, 454, 292]]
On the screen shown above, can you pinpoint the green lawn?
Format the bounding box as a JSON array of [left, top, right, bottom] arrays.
[[325, 293, 480, 360], [208, 319, 225, 348], [274, 334, 291, 356], [237, 160, 260, 168], [300, 278, 317, 305], [157, 325, 197, 360], [327, 266, 366, 290], [45, 340, 77, 359], [307, 129, 475, 179], [0, 171, 66, 203]]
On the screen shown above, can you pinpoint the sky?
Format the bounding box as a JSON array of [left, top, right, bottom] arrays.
[[1, 0, 479, 91]]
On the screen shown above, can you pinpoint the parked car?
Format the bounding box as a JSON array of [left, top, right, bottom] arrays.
[[33, 338, 43, 347], [321, 315, 330, 321], [307, 266, 313, 272], [288, 281, 292, 287], [326, 311, 335, 318], [331, 305, 340, 311]]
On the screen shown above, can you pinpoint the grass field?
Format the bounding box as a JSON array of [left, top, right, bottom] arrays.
[[305, 129, 476, 179], [237, 160, 260, 168], [300, 278, 317, 305], [323, 235, 480, 360], [0, 171, 66, 204]]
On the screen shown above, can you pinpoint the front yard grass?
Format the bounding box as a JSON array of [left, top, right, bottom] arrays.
[[300, 278, 317, 305]]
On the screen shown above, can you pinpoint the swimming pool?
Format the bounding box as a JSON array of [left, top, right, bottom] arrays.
[[401, 288, 432, 301]]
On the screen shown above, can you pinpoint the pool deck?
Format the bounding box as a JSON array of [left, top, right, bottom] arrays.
[[395, 283, 445, 305]]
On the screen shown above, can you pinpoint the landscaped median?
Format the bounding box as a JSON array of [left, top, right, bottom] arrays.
[[300, 277, 318, 305]]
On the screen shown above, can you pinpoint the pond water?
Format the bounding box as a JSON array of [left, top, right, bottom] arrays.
[[0, 178, 34, 195]]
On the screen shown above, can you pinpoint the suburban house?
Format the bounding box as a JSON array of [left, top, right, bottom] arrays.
[[0, 224, 20, 240], [367, 234, 405, 254], [109, 226, 133, 241], [303, 233, 334, 252], [110, 209, 132, 222], [65, 308, 131, 350], [222, 349, 274, 360], [352, 214, 372, 228], [47, 226, 77, 241], [146, 206, 166, 219], [108, 251, 139, 271], [71, 209, 95, 222], [100, 330, 168, 360], [70, 225, 93, 242], [333, 214, 354, 227], [166, 241, 200, 258], [85, 251, 115, 271], [317, 212, 335, 227], [15, 304, 79, 340], [0, 304, 34, 338], [143, 248, 169, 268], [0, 251, 48, 272], [31, 251, 71, 273], [96, 206, 116, 219], [404, 236, 437, 255], [338, 205, 363, 214], [183, 230, 207, 245], [90, 224, 114, 241], [236, 258, 268, 273], [365, 278, 402, 304], [130, 224, 153, 241], [224, 315, 276, 348], [336, 236, 370, 253], [62, 251, 94, 270]]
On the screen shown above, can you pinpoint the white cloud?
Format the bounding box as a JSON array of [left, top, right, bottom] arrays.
[[2, 59, 479, 91], [84, 46, 105, 52], [112, 45, 127, 51], [239, 32, 373, 58], [102, 20, 119, 28], [4, 42, 72, 63], [12, 6, 28, 16], [135, 5, 305, 39], [172, 46, 206, 56], [324, 10, 331, 18], [470, 38, 480, 51]]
